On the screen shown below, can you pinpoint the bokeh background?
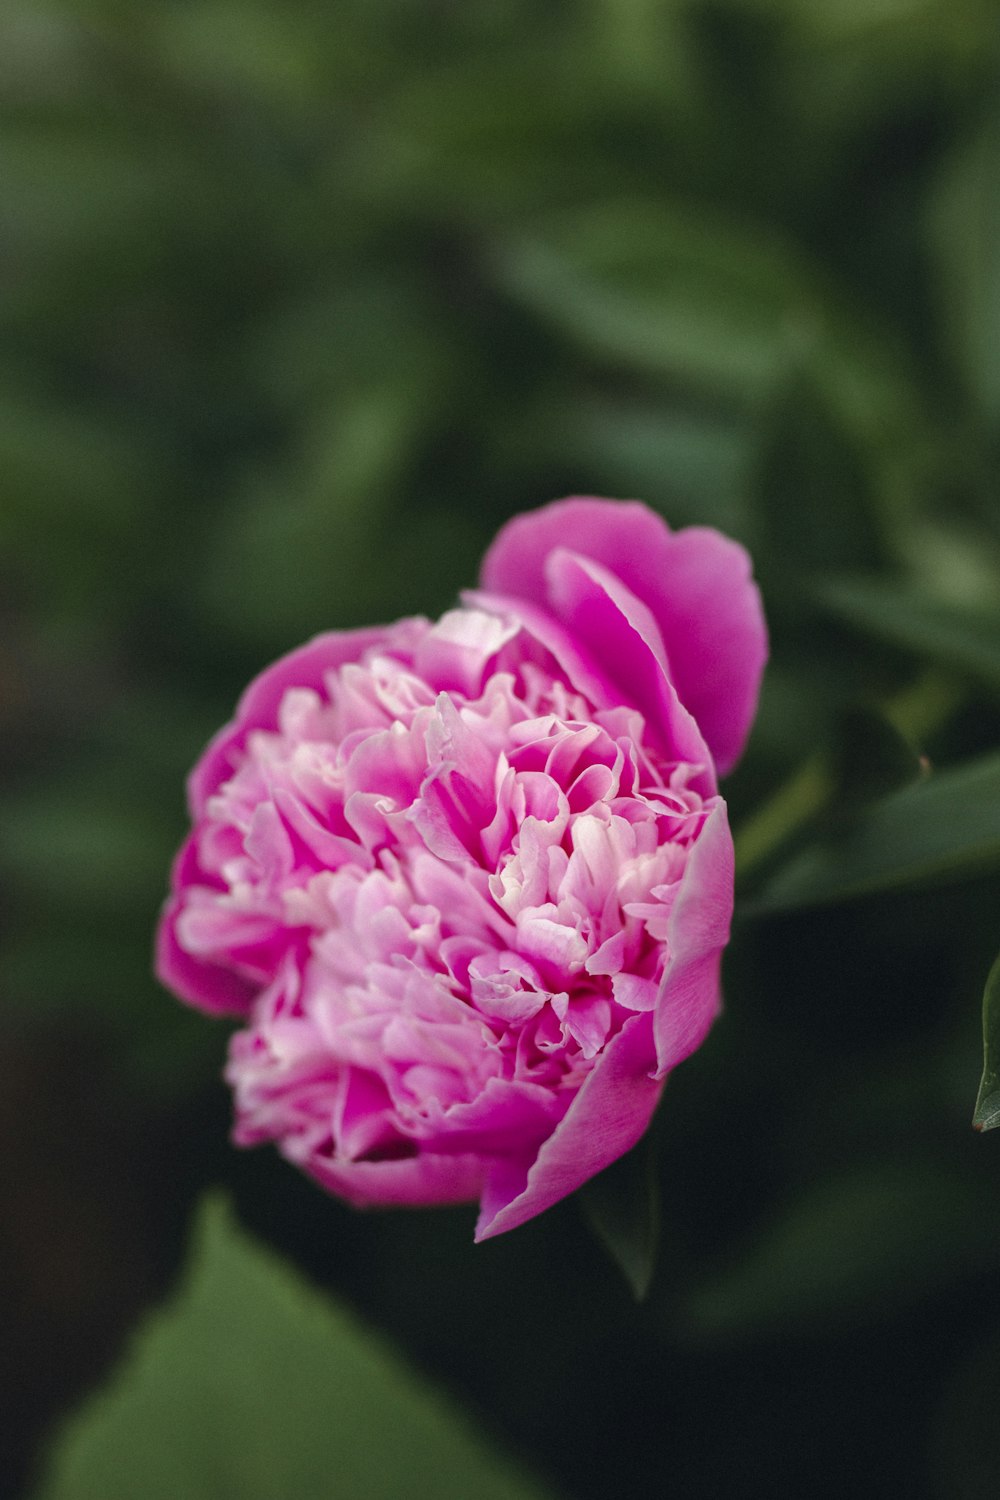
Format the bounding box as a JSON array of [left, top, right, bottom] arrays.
[[4, 2, 1000, 1496]]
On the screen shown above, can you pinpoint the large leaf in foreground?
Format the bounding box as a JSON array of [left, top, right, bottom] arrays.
[[747, 751, 1000, 913], [35, 1197, 554, 1500]]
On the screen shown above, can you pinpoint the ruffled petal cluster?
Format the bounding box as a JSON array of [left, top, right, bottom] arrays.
[[157, 498, 766, 1238]]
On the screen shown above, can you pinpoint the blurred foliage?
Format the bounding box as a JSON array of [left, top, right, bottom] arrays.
[[3, 2, 1000, 1498]]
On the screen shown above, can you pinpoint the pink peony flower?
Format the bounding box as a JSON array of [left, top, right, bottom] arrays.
[[157, 498, 766, 1239]]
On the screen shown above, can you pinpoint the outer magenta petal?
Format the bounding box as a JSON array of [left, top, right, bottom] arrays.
[[635, 525, 768, 776], [461, 587, 621, 711], [480, 497, 673, 602], [155, 893, 257, 1017], [188, 625, 412, 817], [294, 1148, 485, 1209], [474, 1012, 661, 1240], [154, 835, 257, 1016], [474, 803, 733, 1240], [481, 496, 767, 775], [653, 798, 733, 1077], [543, 549, 714, 790]]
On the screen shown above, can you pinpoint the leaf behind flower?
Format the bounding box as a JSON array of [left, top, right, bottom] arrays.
[[819, 578, 1000, 695], [746, 750, 1000, 913], [680, 1162, 1000, 1340], [578, 1133, 660, 1301]]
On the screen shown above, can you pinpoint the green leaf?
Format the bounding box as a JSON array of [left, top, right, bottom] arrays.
[[493, 201, 928, 521], [201, 382, 430, 643], [34, 1196, 555, 1500], [820, 577, 1000, 693], [829, 706, 927, 810], [547, 399, 752, 537], [682, 1163, 1000, 1340], [496, 200, 919, 417], [578, 1133, 660, 1301], [973, 950, 1000, 1130], [748, 750, 1000, 913], [928, 97, 1000, 419], [750, 377, 889, 584], [494, 203, 810, 406]]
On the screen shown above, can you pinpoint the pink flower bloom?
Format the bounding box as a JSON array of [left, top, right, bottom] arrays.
[[157, 498, 766, 1239]]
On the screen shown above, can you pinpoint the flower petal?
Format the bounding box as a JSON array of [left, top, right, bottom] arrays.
[[543, 548, 714, 790], [474, 1010, 660, 1240], [481, 496, 766, 774], [653, 797, 732, 1077], [188, 623, 426, 817]]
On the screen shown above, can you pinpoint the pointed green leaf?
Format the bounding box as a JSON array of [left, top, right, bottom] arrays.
[[547, 399, 751, 535], [201, 382, 430, 644], [748, 750, 1000, 913], [682, 1163, 1000, 1339], [830, 706, 927, 810], [491, 201, 926, 503], [820, 577, 1000, 693], [973, 951, 1000, 1130], [928, 99, 1000, 419], [34, 1196, 555, 1500], [578, 1134, 660, 1301], [494, 204, 800, 405]]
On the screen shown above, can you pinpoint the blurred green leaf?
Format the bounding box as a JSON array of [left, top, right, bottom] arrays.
[[548, 399, 752, 536], [578, 1133, 660, 1301], [0, 388, 161, 617], [748, 750, 1000, 912], [361, 40, 671, 217], [496, 200, 921, 431], [820, 576, 1000, 693], [897, 517, 1000, 611], [494, 203, 809, 405], [34, 1195, 555, 1500], [202, 382, 431, 642], [0, 130, 161, 259], [0, 780, 171, 908], [153, 3, 330, 106], [973, 950, 1000, 1130], [682, 1162, 1000, 1339], [750, 377, 889, 585], [929, 96, 1000, 419], [830, 705, 927, 810], [494, 200, 929, 527], [735, 721, 921, 890], [749, 0, 992, 45]]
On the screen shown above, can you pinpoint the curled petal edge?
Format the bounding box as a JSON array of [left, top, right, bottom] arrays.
[[481, 496, 767, 775], [474, 802, 732, 1240]]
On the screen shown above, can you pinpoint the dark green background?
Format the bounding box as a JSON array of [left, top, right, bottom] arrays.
[[4, 3, 1000, 1496]]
